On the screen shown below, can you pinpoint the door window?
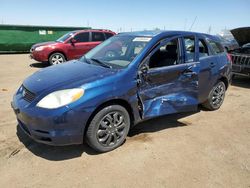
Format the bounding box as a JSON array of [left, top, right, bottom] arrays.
[[207, 40, 224, 54], [74, 32, 89, 42], [198, 39, 209, 58], [184, 37, 195, 62], [149, 39, 180, 68], [92, 32, 105, 41]]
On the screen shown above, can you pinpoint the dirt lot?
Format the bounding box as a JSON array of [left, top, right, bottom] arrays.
[[0, 54, 249, 188]]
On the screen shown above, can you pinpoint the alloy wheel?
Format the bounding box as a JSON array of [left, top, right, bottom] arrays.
[[96, 111, 126, 147], [51, 54, 64, 64], [211, 82, 225, 108]]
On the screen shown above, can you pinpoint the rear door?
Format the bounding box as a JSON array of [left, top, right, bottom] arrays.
[[137, 36, 200, 119], [198, 38, 220, 102], [89, 31, 106, 48]]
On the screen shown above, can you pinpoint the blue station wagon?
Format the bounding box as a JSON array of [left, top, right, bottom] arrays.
[[12, 31, 232, 152]]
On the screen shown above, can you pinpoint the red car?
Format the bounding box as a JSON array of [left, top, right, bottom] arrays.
[[30, 29, 116, 65]]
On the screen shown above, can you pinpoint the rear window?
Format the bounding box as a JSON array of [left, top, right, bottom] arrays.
[[92, 32, 105, 41], [207, 40, 224, 54], [105, 32, 114, 39], [198, 39, 209, 58]]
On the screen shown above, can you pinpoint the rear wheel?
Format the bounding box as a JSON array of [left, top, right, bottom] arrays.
[[86, 105, 130, 152], [202, 81, 226, 110], [49, 52, 66, 65]]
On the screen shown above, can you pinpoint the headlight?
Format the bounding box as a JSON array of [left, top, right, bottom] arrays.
[[37, 88, 84, 109], [35, 46, 45, 51]]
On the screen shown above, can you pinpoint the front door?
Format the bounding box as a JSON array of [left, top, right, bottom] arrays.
[[68, 32, 92, 59], [137, 36, 200, 119]]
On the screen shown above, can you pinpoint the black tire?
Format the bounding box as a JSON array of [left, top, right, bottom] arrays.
[[49, 52, 66, 65], [202, 81, 226, 111], [86, 105, 130, 152]]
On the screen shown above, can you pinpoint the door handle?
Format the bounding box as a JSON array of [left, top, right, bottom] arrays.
[[210, 62, 216, 68]]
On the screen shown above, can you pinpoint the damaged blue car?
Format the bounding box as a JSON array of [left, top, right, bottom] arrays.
[[12, 31, 231, 152]]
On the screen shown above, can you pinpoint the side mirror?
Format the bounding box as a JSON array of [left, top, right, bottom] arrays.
[[70, 38, 77, 44]]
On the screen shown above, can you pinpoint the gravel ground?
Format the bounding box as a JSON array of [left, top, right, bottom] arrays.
[[0, 54, 249, 188]]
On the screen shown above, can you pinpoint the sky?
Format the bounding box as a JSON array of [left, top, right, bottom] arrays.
[[0, 0, 250, 34]]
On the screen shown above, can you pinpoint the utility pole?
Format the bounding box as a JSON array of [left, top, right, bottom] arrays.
[[189, 16, 197, 31], [207, 26, 212, 34]]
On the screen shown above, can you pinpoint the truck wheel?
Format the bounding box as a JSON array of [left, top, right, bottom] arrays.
[[202, 81, 226, 111], [86, 105, 130, 152], [49, 53, 66, 65]]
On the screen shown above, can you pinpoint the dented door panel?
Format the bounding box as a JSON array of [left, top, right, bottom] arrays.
[[138, 62, 200, 119]]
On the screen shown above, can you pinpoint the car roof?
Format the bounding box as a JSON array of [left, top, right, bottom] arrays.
[[118, 30, 219, 41], [73, 29, 115, 34]]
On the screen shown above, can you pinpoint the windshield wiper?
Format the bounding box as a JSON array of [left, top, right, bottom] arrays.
[[90, 58, 112, 68], [80, 55, 91, 64]]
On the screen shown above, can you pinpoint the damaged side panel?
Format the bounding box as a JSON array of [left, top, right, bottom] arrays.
[[138, 62, 199, 119]]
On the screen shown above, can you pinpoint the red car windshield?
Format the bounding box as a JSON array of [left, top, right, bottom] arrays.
[[56, 32, 76, 42]]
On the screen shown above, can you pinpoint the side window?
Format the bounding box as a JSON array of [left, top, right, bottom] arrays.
[[198, 39, 209, 58], [92, 32, 105, 42], [184, 37, 195, 62], [149, 38, 180, 68], [207, 40, 224, 54], [74, 32, 89, 42], [105, 32, 114, 39]]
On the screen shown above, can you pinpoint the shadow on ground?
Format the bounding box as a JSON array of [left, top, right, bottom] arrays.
[[30, 62, 49, 68], [232, 76, 250, 89], [16, 111, 197, 161]]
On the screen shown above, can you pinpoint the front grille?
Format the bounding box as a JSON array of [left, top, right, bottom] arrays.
[[231, 53, 250, 66], [22, 86, 36, 102]]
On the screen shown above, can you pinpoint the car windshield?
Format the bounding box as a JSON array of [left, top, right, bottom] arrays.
[[56, 32, 76, 42], [80, 35, 152, 69]]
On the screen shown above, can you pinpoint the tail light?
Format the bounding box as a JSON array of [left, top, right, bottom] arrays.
[[227, 53, 232, 65]]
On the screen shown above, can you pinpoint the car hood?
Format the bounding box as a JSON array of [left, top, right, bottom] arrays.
[[231, 27, 250, 47], [23, 60, 118, 94], [31, 41, 58, 49]]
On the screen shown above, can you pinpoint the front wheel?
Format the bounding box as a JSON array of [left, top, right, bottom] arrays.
[[49, 52, 66, 65], [86, 105, 130, 152], [202, 81, 226, 110]]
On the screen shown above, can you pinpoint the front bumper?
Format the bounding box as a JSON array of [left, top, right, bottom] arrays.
[[11, 92, 94, 146], [30, 51, 49, 62], [232, 64, 250, 77]]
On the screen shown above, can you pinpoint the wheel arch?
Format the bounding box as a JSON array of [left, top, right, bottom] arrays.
[[218, 76, 229, 90], [48, 50, 67, 61], [84, 99, 135, 135]]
